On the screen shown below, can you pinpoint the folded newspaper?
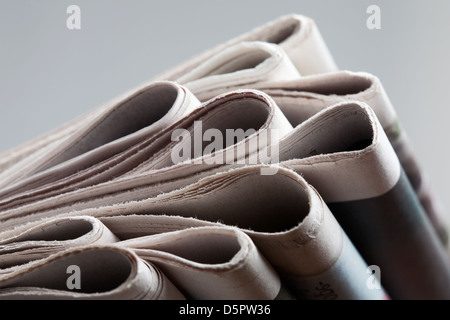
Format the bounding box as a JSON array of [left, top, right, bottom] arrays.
[[0, 14, 449, 300]]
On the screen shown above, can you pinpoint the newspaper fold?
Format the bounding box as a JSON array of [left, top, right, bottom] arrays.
[[255, 71, 448, 246], [169, 40, 447, 246], [278, 101, 450, 299], [0, 89, 291, 230], [177, 41, 301, 101], [120, 226, 290, 300], [0, 81, 200, 197], [0, 216, 119, 270], [153, 14, 337, 80], [0, 244, 185, 300], [1, 164, 387, 300]]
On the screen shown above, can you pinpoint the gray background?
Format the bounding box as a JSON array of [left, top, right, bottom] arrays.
[[1, 1, 449, 224]]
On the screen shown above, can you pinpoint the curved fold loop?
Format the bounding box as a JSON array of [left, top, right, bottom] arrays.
[[277, 101, 450, 299], [154, 14, 337, 80], [3, 165, 386, 300], [120, 226, 287, 300], [0, 245, 185, 300], [177, 41, 301, 101], [0, 216, 119, 270], [0, 89, 291, 225], [253, 70, 448, 246], [0, 81, 200, 196]]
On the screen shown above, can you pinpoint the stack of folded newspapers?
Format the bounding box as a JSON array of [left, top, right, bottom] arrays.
[[0, 14, 449, 300]]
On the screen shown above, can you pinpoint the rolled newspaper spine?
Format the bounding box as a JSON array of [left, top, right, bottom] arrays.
[[0, 89, 293, 232], [281, 101, 450, 299], [87, 164, 389, 300], [120, 226, 292, 300], [258, 71, 448, 247], [0, 216, 119, 270], [0, 245, 185, 300], [152, 14, 337, 81], [177, 41, 301, 102]]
